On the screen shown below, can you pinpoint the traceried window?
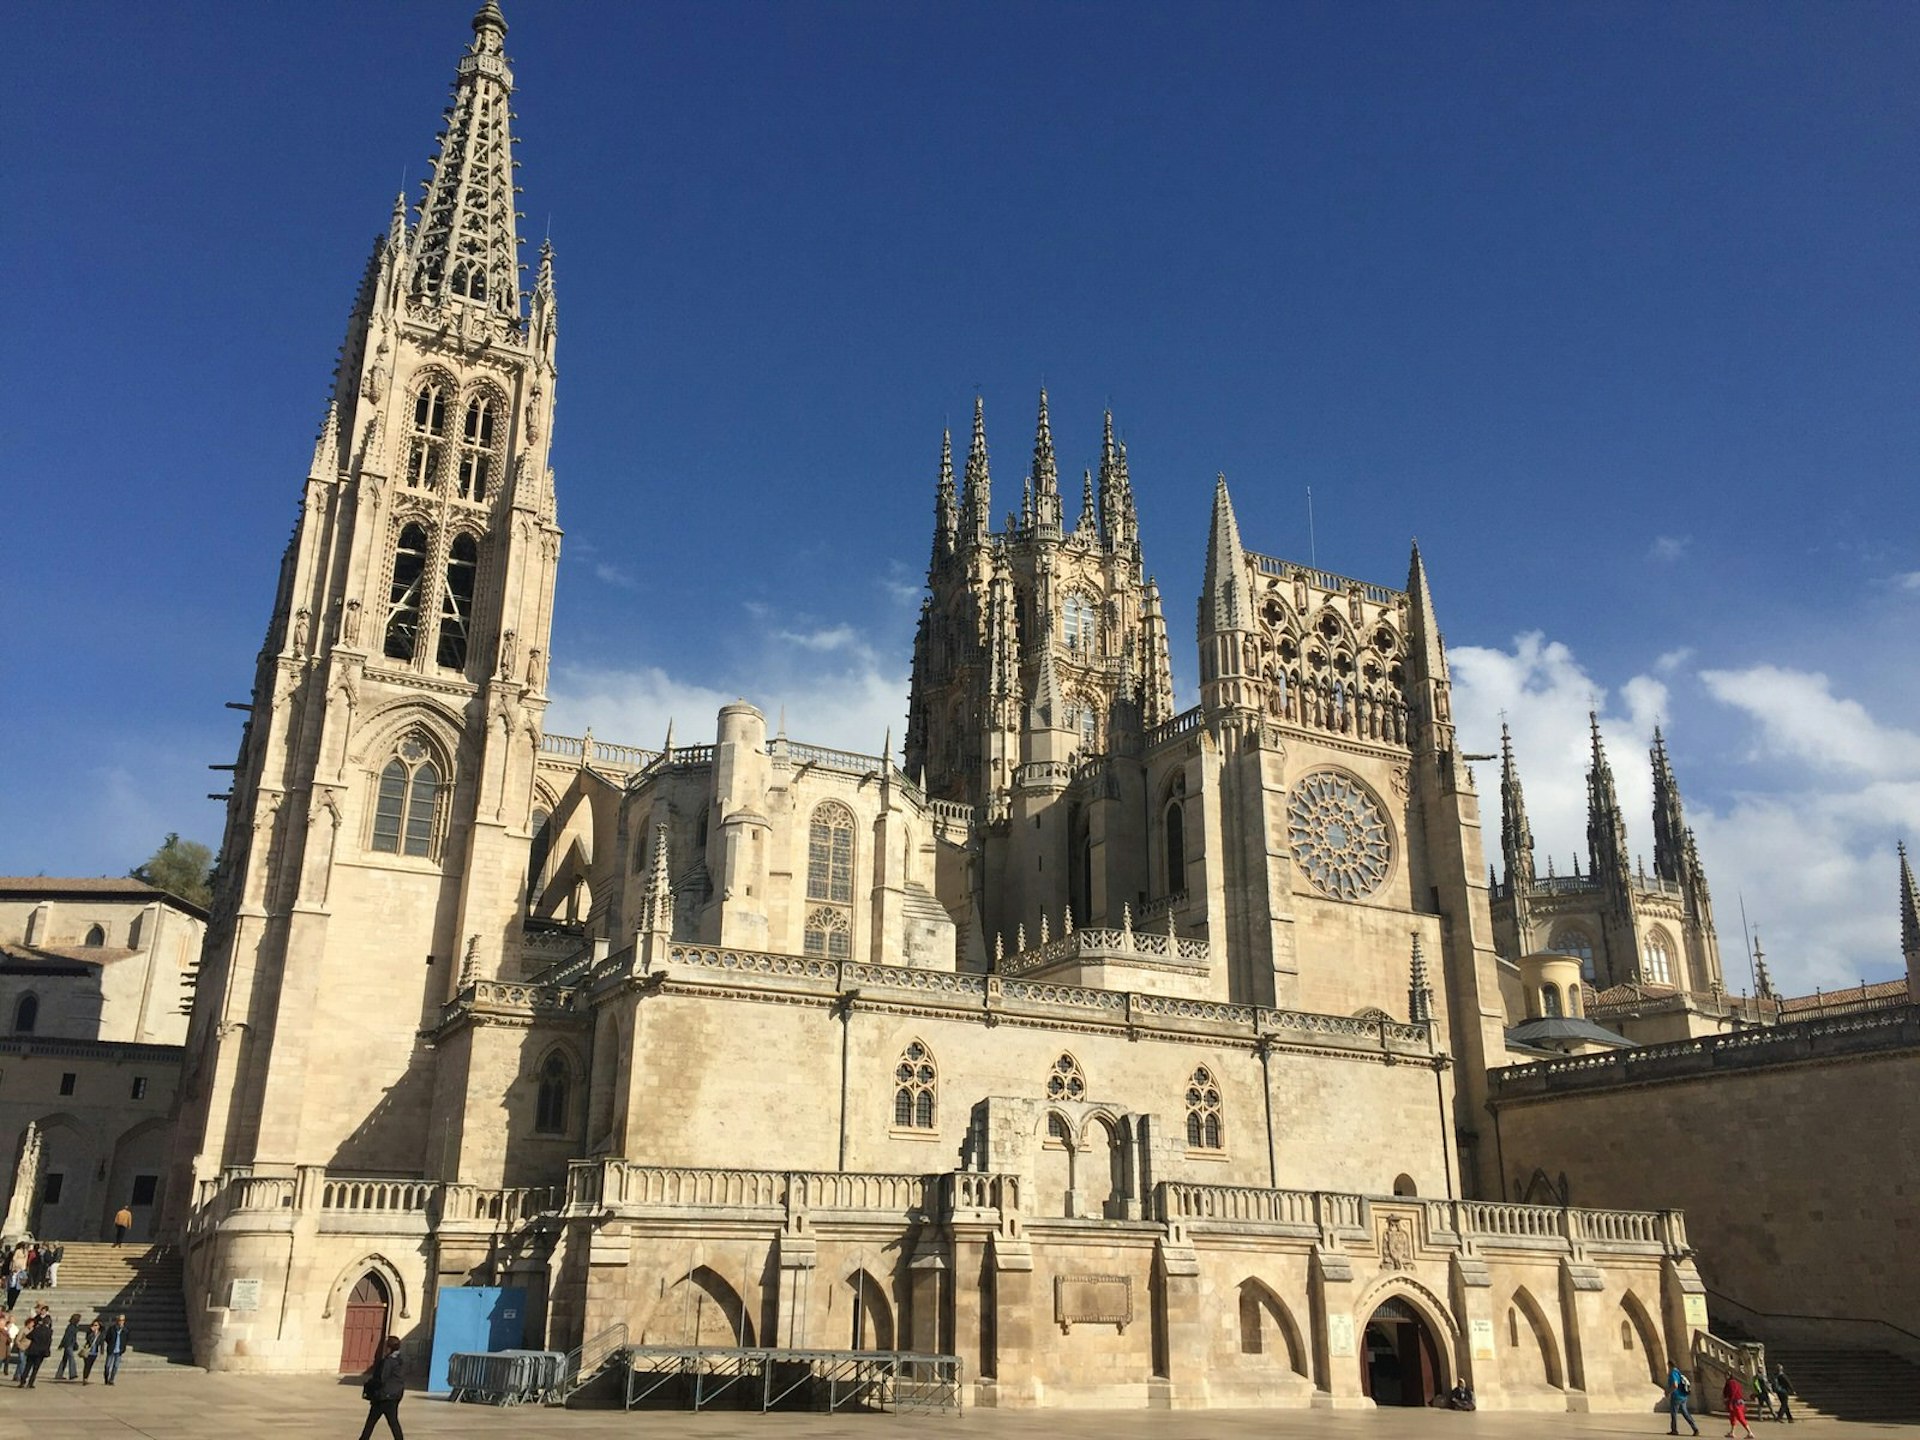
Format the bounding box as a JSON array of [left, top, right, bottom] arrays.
[[450, 259, 487, 303], [892, 1040, 937, 1130], [1286, 771, 1392, 901], [1062, 592, 1098, 655], [1185, 1066, 1222, 1149], [1541, 985, 1563, 1017], [454, 395, 498, 501], [384, 524, 430, 661], [1065, 697, 1099, 753], [436, 533, 478, 670], [1642, 930, 1675, 986], [1548, 926, 1596, 982], [370, 736, 443, 859], [405, 380, 449, 489], [803, 905, 850, 960], [1045, 1052, 1086, 1103], [807, 803, 856, 904], [534, 1051, 570, 1134]]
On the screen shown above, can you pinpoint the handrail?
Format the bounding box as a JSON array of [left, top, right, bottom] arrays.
[[1702, 1285, 1920, 1349], [563, 1320, 629, 1395]]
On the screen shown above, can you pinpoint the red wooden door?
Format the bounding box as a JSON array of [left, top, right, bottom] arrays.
[[338, 1274, 389, 1374]]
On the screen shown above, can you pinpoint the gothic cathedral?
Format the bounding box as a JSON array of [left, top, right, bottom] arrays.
[[171, 4, 1729, 1409]]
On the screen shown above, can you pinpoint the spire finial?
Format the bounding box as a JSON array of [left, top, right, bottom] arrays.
[[1900, 842, 1920, 963], [962, 396, 991, 539], [1408, 932, 1434, 1024]]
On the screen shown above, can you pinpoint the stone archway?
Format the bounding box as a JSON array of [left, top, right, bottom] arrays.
[[338, 1271, 390, 1374], [1360, 1295, 1447, 1407]]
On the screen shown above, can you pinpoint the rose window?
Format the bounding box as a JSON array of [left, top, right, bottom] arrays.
[[1287, 772, 1392, 900]]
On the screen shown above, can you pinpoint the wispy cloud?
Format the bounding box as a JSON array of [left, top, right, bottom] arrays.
[[1647, 534, 1691, 564], [592, 562, 638, 590]]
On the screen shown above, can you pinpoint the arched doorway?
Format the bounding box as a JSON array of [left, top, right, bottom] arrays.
[[1360, 1296, 1444, 1406], [339, 1272, 390, 1374]]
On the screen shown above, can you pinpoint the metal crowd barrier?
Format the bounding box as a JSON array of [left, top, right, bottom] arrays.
[[446, 1348, 568, 1406], [621, 1345, 962, 1414]]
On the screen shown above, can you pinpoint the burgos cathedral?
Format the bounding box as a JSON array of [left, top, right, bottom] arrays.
[[172, 2, 1752, 1410]]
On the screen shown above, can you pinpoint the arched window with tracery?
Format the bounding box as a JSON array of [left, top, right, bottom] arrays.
[[436, 532, 478, 670], [803, 906, 850, 960], [1549, 926, 1596, 982], [1045, 1052, 1086, 1103], [534, 1051, 570, 1135], [384, 524, 430, 661], [804, 802, 855, 958], [370, 735, 444, 859], [1066, 696, 1100, 753], [450, 258, 487, 303], [1541, 985, 1562, 1017], [13, 995, 37, 1035], [1062, 591, 1098, 655], [404, 379, 449, 490], [1642, 929, 1675, 986], [454, 394, 498, 501], [1185, 1066, 1222, 1149], [892, 1040, 936, 1130], [1164, 801, 1186, 896]]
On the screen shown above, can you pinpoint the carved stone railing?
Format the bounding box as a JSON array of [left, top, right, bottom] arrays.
[[538, 731, 657, 771], [321, 1178, 434, 1214], [943, 1172, 1021, 1216], [568, 1162, 934, 1221], [229, 1175, 297, 1212], [1158, 1183, 1318, 1228], [777, 740, 890, 775], [1144, 706, 1205, 749], [1249, 551, 1403, 606], [927, 798, 975, 825], [1001, 924, 1210, 977], [1693, 1330, 1767, 1413], [1492, 1004, 1920, 1100], [440, 1184, 558, 1228]]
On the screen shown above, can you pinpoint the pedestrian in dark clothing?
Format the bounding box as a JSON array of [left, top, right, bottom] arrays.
[[101, 1313, 128, 1384], [357, 1334, 406, 1440], [1751, 1368, 1775, 1420], [17, 1313, 52, 1387], [80, 1320, 102, 1382], [53, 1313, 81, 1381], [1772, 1364, 1795, 1424]]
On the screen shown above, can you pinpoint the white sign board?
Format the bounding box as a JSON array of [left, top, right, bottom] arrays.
[[228, 1277, 262, 1313], [1471, 1316, 1497, 1359], [1684, 1293, 1708, 1328], [1328, 1313, 1355, 1357]]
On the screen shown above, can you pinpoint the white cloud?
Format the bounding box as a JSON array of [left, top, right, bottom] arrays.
[[1893, 571, 1920, 592], [1653, 647, 1693, 675], [774, 624, 859, 653], [1647, 535, 1691, 563], [591, 561, 638, 590], [1453, 636, 1917, 996]]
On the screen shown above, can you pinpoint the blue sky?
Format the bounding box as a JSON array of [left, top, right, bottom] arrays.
[[5, 2, 1916, 992]]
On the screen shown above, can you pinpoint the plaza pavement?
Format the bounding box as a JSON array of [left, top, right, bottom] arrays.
[[0, 1372, 1905, 1440]]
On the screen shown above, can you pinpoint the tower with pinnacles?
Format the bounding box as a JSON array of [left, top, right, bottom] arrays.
[[161, 1, 1920, 1413]]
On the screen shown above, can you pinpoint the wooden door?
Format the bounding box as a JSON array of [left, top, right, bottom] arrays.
[[339, 1274, 389, 1374]]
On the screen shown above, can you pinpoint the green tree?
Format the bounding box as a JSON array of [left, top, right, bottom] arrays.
[[131, 833, 215, 910]]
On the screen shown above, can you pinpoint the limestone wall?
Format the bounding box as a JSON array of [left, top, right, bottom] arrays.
[[1490, 1012, 1920, 1340]]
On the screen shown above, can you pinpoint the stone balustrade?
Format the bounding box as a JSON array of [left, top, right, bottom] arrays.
[[1002, 923, 1211, 978], [195, 1167, 561, 1234], [566, 1162, 936, 1220]]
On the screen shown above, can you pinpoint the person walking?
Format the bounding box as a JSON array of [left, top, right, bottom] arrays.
[[101, 1312, 128, 1385], [1750, 1366, 1775, 1421], [44, 1244, 61, 1290], [17, 1311, 52, 1388], [1771, 1363, 1795, 1424], [112, 1205, 133, 1246], [1669, 1363, 1700, 1436], [356, 1334, 407, 1440], [1724, 1373, 1757, 1439], [53, 1312, 81, 1381], [80, 1319, 102, 1383]]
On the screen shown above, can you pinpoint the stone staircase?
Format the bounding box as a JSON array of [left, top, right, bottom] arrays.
[[21, 1243, 196, 1372], [1765, 1347, 1920, 1425]]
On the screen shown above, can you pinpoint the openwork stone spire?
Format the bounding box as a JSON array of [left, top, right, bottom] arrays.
[[1408, 934, 1434, 1024], [1650, 726, 1689, 883], [409, 1, 523, 316], [932, 427, 958, 567], [962, 396, 991, 542], [1200, 475, 1253, 636], [1030, 388, 1061, 533], [1585, 713, 1632, 893], [1901, 842, 1920, 967], [1500, 723, 1536, 890]]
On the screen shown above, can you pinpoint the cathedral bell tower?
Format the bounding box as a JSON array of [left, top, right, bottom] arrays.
[[175, 1, 561, 1188]]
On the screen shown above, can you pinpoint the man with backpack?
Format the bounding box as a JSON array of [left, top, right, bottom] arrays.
[[1772, 1363, 1796, 1424], [1669, 1362, 1700, 1435]]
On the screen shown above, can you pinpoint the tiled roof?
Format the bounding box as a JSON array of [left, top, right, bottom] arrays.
[[1778, 978, 1909, 1015], [1588, 981, 1678, 1009], [0, 877, 207, 919], [0, 943, 129, 969]]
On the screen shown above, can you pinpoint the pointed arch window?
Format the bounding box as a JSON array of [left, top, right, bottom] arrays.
[[1062, 592, 1098, 655], [527, 808, 553, 905], [534, 1051, 570, 1135], [384, 524, 430, 661], [370, 737, 443, 859], [1164, 801, 1186, 896], [892, 1040, 937, 1130], [803, 905, 850, 960], [405, 381, 449, 489], [450, 260, 487, 303], [1045, 1052, 1086, 1103], [807, 803, 856, 905], [454, 395, 498, 501], [1642, 930, 1675, 986], [83, 924, 107, 948], [13, 995, 38, 1035], [436, 533, 478, 670], [1548, 926, 1596, 982], [1541, 985, 1563, 1017], [1185, 1065, 1222, 1150]]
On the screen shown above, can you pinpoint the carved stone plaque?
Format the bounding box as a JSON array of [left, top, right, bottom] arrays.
[[1054, 1274, 1132, 1333]]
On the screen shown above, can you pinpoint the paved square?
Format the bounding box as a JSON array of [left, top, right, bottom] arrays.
[[0, 1374, 1901, 1440]]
